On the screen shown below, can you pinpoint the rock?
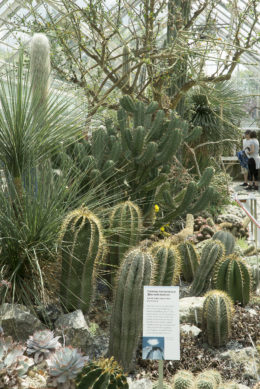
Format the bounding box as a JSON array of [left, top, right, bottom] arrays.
[[86, 334, 109, 360], [0, 303, 45, 341], [220, 347, 259, 380], [179, 297, 205, 325], [127, 377, 153, 389], [54, 310, 91, 350], [180, 324, 201, 337]]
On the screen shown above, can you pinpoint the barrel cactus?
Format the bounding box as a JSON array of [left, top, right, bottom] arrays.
[[173, 370, 194, 389], [150, 240, 181, 285], [213, 254, 252, 306], [58, 207, 106, 313], [108, 248, 153, 371], [109, 201, 142, 279], [190, 240, 224, 296], [195, 370, 222, 389], [76, 357, 128, 388], [177, 241, 199, 282], [202, 290, 234, 347], [212, 230, 235, 255]]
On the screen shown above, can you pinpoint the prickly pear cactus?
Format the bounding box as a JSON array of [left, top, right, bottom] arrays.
[[58, 207, 106, 314], [108, 248, 153, 371], [213, 254, 252, 306], [212, 230, 235, 255], [150, 240, 181, 285], [190, 240, 224, 296], [177, 241, 199, 282], [202, 290, 234, 347]]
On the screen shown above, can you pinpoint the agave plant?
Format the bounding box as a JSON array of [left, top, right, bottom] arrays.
[[46, 346, 88, 388], [26, 329, 61, 363], [0, 335, 34, 388]]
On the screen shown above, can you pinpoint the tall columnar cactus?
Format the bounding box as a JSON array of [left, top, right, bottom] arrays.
[[109, 201, 143, 277], [177, 241, 199, 282], [150, 240, 181, 285], [213, 254, 252, 306], [212, 230, 235, 255], [76, 357, 129, 388], [108, 248, 153, 371], [173, 370, 194, 389], [202, 290, 234, 347], [190, 240, 224, 296], [30, 33, 50, 105], [122, 45, 131, 90], [58, 207, 105, 314]]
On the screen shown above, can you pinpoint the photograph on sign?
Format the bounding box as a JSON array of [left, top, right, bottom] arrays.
[[142, 337, 164, 360], [143, 286, 180, 361]]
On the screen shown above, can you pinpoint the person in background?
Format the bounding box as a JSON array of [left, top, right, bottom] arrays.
[[238, 130, 251, 187], [246, 130, 260, 191]]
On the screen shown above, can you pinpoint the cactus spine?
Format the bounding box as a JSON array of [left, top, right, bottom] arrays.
[[150, 240, 181, 285], [108, 248, 153, 371], [109, 201, 142, 278], [213, 254, 252, 306], [177, 242, 199, 282], [76, 357, 129, 388], [212, 230, 235, 255], [190, 240, 224, 296], [30, 33, 50, 105], [202, 290, 234, 347], [173, 370, 194, 389], [58, 207, 105, 314]]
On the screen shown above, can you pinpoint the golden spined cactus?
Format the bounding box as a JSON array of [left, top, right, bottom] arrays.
[[150, 240, 181, 286], [58, 207, 105, 314], [202, 290, 234, 347]]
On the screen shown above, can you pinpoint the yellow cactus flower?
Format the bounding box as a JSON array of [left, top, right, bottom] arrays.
[[154, 204, 160, 213], [160, 226, 165, 232]]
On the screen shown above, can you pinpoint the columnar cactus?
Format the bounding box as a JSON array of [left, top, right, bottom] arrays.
[[150, 240, 181, 285], [177, 241, 199, 282], [173, 370, 194, 389], [190, 240, 224, 296], [202, 290, 234, 347], [122, 45, 131, 90], [76, 357, 129, 388], [58, 207, 105, 313], [213, 254, 252, 306], [30, 33, 50, 105], [109, 201, 143, 278], [212, 230, 235, 255], [108, 248, 153, 371]]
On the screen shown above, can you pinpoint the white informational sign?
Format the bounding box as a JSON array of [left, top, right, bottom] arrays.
[[142, 286, 180, 361]]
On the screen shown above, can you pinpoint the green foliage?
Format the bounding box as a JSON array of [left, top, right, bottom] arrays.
[[173, 370, 194, 389], [58, 207, 106, 314], [177, 242, 199, 282], [190, 240, 225, 296], [202, 290, 234, 347], [76, 357, 128, 388], [108, 248, 153, 371], [213, 254, 252, 306], [109, 201, 143, 279], [150, 240, 181, 285], [212, 230, 235, 255]]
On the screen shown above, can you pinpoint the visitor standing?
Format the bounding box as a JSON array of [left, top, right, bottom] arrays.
[[246, 130, 260, 191], [238, 130, 251, 186]]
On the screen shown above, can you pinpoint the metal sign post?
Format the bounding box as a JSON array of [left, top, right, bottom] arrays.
[[158, 360, 163, 389]]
